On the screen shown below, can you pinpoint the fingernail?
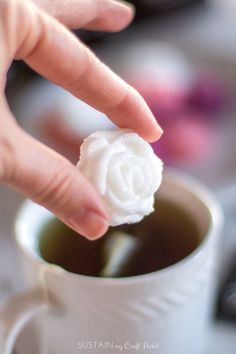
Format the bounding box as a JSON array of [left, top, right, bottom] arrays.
[[105, 1, 135, 25], [158, 126, 164, 136], [148, 121, 164, 142], [68, 209, 109, 240], [113, 0, 135, 12]]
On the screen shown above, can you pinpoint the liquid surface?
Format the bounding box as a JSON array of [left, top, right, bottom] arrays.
[[38, 199, 201, 277]]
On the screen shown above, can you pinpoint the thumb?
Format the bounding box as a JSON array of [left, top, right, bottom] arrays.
[[0, 103, 108, 240]]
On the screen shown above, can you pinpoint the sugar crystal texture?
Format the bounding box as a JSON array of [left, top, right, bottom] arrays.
[[77, 129, 163, 226]]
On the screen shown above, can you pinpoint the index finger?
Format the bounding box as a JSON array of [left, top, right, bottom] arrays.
[[16, 2, 163, 142]]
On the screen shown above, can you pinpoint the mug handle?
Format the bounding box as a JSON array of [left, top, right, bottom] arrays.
[[0, 286, 48, 354]]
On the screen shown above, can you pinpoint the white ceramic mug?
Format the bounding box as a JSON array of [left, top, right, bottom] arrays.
[[0, 171, 223, 354]]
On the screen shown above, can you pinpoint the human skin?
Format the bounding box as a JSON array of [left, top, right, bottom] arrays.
[[0, 0, 162, 239]]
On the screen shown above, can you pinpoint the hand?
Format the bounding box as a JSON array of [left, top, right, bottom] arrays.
[[0, 0, 162, 239]]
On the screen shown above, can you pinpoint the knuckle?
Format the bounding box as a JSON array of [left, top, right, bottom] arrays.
[[0, 131, 17, 183], [106, 90, 130, 116], [0, 0, 37, 59], [64, 47, 92, 92], [32, 160, 77, 209], [14, 0, 46, 59]]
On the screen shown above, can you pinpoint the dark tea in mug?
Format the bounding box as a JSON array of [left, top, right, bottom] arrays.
[[38, 198, 201, 277]]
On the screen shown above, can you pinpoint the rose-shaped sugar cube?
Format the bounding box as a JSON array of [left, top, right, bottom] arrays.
[[77, 129, 163, 226]]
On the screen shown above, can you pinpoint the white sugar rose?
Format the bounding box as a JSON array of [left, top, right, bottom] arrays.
[[77, 129, 163, 226]]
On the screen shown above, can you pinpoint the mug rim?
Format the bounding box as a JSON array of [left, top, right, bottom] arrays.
[[15, 169, 223, 286]]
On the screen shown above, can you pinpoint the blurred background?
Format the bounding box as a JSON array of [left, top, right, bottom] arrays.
[[1, 0, 236, 352]]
